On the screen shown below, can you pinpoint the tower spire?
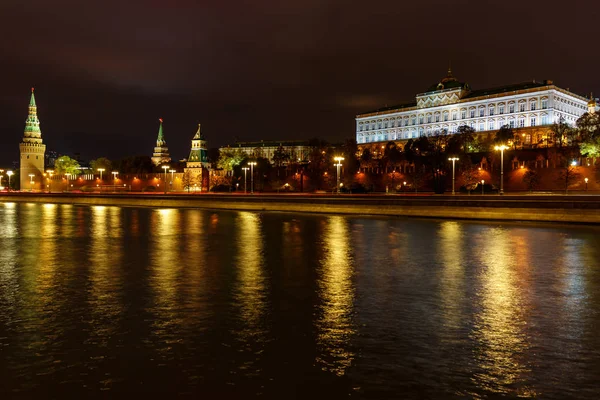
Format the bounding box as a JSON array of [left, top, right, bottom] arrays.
[[157, 118, 165, 144], [151, 118, 171, 166]]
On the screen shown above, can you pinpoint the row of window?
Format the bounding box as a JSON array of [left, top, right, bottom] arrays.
[[359, 95, 585, 132], [357, 116, 555, 143]]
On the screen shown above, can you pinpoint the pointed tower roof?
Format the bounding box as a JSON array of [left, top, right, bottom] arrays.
[[29, 87, 36, 107], [23, 87, 42, 141], [156, 118, 165, 143], [193, 123, 205, 140]]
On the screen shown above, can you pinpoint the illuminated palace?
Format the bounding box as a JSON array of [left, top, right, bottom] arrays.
[[355, 69, 595, 148]]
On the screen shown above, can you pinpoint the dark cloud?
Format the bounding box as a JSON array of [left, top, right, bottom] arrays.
[[0, 0, 597, 163]]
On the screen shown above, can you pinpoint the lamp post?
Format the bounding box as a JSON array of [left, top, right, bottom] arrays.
[[6, 170, 13, 192], [0, 169, 3, 190], [161, 165, 169, 194], [46, 170, 53, 193], [481, 179, 485, 195], [28, 174, 34, 192], [585, 177, 589, 191], [97, 168, 105, 182], [448, 157, 459, 195], [169, 169, 175, 191], [494, 145, 508, 195], [242, 167, 249, 194], [248, 162, 257, 194], [111, 171, 118, 192], [334, 156, 344, 194]]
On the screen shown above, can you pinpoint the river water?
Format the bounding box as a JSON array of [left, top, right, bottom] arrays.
[[0, 202, 599, 399]]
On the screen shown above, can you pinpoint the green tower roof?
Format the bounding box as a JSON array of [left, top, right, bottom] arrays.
[[156, 118, 166, 145], [24, 87, 41, 139], [29, 87, 36, 107]]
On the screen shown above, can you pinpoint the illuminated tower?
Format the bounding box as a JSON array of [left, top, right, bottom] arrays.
[[185, 123, 209, 189], [151, 118, 171, 166], [19, 88, 46, 191], [588, 93, 597, 114]]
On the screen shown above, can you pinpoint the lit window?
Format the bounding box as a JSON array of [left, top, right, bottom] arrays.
[[530, 117, 536, 127]]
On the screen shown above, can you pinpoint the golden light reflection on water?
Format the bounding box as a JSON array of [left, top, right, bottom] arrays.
[[439, 221, 465, 331], [148, 209, 185, 349], [235, 212, 267, 333], [316, 216, 355, 376], [88, 206, 124, 347], [0, 204, 19, 316], [472, 227, 533, 396]]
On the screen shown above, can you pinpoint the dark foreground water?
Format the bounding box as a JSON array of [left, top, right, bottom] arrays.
[[1, 203, 600, 399]]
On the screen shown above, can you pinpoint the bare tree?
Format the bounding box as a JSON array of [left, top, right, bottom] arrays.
[[181, 170, 196, 192], [522, 170, 541, 192]]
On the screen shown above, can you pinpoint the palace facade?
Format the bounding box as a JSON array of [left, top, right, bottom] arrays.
[[356, 70, 593, 147], [221, 140, 312, 164]]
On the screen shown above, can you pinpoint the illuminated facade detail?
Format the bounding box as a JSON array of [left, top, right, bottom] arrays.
[[151, 118, 171, 166], [356, 70, 590, 144], [184, 124, 209, 186], [19, 88, 46, 190], [220, 140, 311, 164]]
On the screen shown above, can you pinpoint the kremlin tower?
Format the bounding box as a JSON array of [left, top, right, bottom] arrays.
[[19, 88, 46, 191], [185, 123, 209, 189], [151, 118, 171, 166]]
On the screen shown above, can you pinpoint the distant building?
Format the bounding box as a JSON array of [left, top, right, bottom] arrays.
[[151, 118, 171, 166], [221, 140, 312, 164], [19, 88, 46, 191], [184, 124, 209, 190], [356, 69, 591, 148]]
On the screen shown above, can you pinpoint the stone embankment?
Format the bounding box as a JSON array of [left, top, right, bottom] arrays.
[[1, 192, 600, 224]]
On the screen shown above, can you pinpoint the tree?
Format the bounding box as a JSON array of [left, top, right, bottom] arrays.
[[461, 163, 480, 195], [556, 152, 581, 194], [217, 148, 247, 174], [272, 145, 291, 168], [115, 156, 154, 174], [456, 125, 475, 153], [522, 170, 541, 192], [54, 155, 80, 176], [89, 157, 112, 173], [495, 125, 514, 146], [550, 116, 578, 148], [181, 170, 196, 192], [342, 139, 360, 175]]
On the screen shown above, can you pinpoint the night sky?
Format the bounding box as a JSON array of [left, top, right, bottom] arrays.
[[1, 0, 597, 164]]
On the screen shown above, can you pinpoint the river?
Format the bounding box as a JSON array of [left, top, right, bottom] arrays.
[[0, 202, 599, 398]]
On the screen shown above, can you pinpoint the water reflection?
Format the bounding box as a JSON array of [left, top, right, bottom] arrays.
[[473, 227, 533, 396], [87, 206, 124, 351], [439, 221, 466, 332], [233, 212, 268, 376], [315, 216, 355, 376], [148, 209, 185, 351]]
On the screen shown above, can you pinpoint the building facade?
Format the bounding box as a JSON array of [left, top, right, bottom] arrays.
[[356, 70, 591, 147], [221, 140, 312, 164], [151, 118, 171, 166], [19, 88, 46, 191]]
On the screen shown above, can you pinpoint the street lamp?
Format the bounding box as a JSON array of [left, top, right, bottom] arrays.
[[334, 156, 344, 194], [448, 157, 459, 195], [248, 162, 257, 194], [28, 174, 34, 191], [6, 170, 13, 191], [161, 165, 169, 194], [481, 179, 485, 195], [111, 171, 118, 192], [97, 168, 105, 182], [169, 169, 175, 191], [242, 167, 249, 194], [494, 145, 508, 195], [585, 177, 589, 191], [0, 169, 4, 190], [46, 170, 53, 193]]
